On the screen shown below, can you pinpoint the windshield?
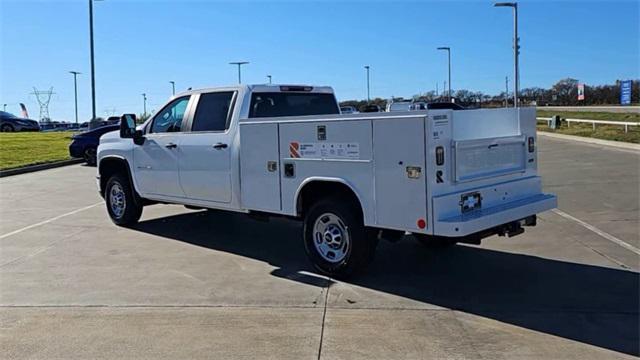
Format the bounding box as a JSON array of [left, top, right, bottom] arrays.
[[389, 102, 412, 111], [249, 92, 339, 118]]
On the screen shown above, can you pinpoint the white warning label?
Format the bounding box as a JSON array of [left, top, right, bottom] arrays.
[[290, 142, 360, 159]]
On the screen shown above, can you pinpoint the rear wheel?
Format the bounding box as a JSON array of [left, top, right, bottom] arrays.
[[1, 124, 14, 132], [105, 174, 143, 226], [84, 147, 97, 166], [303, 197, 376, 279]]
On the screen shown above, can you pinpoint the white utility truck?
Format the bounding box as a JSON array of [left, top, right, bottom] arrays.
[[97, 84, 557, 278]]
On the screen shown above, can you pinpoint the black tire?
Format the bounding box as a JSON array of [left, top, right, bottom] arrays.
[[414, 234, 457, 248], [1, 124, 14, 132], [84, 147, 97, 166], [303, 197, 376, 279], [105, 174, 143, 226]]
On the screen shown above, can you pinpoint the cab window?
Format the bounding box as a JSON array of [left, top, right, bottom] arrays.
[[150, 96, 190, 133], [191, 92, 235, 132]]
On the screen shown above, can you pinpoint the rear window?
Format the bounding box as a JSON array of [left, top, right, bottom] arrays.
[[249, 92, 339, 118]]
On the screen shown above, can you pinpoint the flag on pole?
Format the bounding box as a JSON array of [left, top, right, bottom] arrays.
[[19, 103, 29, 118]]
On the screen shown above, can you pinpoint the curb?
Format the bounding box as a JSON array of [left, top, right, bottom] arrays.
[[537, 131, 640, 152], [0, 159, 85, 178]]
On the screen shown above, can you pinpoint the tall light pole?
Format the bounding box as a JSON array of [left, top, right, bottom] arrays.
[[69, 71, 81, 125], [2, 104, 6, 111], [505, 76, 509, 107], [495, 2, 519, 108], [169, 81, 175, 96], [267, 75, 272, 84], [364, 65, 371, 103], [229, 61, 249, 84], [437, 47, 451, 101], [141, 93, 147, 116], [88, 0, 103, 121]]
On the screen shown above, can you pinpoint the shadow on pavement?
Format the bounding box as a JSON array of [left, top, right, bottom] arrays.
[[132, 209, 639, 356]]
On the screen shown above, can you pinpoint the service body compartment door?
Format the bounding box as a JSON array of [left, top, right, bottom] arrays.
[[373, 117, 427, 231], [240, 123, 281, 211]]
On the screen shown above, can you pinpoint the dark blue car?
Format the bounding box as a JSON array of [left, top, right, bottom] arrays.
[[69, 124, 119, 165]]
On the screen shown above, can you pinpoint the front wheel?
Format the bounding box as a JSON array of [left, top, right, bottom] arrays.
[[1, 124, 14, 132], [303, 198, 376, 279], [105, 174, 143, 226], [84, 147, 97, 166]]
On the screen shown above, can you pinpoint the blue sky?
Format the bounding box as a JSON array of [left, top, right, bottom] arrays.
[[1, 0, 638, 121]]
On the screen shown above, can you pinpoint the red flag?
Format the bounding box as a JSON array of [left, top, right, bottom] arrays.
[[19, 103, 29, 118]]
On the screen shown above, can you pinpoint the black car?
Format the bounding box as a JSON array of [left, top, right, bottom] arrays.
[[0, 111, 40, 132], [427, 102, 466, 110], [69, 124, 119, 165]]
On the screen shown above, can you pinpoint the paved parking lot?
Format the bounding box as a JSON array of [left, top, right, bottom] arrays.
[[1, 136, 638, 359]]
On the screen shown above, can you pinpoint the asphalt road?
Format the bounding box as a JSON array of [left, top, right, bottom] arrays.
[[1, 136, 638, 359]]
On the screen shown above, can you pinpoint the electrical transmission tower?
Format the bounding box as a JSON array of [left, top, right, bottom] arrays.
[[31, 87, 55, 122]]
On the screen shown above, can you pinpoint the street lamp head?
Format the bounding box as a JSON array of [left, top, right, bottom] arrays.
[[437, 47, 450, 51], [69, 71, 81, 75], [229, 61, 249, 65], [364, 65, 370, 69], [494, 2, 516, 7], [169, 81, 175, 84]]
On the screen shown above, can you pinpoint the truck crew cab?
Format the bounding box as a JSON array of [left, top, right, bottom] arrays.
[[97, 84, 557, 278]]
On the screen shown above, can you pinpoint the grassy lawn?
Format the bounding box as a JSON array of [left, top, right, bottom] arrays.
[[537, 110, 640, 123], [0, 132, 76, 170], [537, 110, 640, 143]]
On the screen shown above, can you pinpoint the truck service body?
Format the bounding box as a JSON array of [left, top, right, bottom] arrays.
[[98, 84, 557, 277]]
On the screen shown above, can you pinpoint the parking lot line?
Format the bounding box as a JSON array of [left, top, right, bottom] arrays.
[[0, 202, 103, 240], [552, 209, 640, 256]]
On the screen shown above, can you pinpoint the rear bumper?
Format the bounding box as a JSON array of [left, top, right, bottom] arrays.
[[432, 177, 557, 237]]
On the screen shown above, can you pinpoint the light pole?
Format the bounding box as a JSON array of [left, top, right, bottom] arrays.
[[141, 93, 147, 116], [229, 61, 249, 84], [437, 47, 451, 101], [69, 71, 81, 125], [169, 81, 175, 96], [2, 104, 6, 111], [364, 65, 371, 103], [267, 75, 272, 84], [505, 76, 509, 107], [88, 0, 103, 121], [495, 2, 519, 108]]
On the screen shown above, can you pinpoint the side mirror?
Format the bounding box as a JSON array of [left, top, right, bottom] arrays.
[[119, 114, 137, 138], [120, 114, 145, 145]]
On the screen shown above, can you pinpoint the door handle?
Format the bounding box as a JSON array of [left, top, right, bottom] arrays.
[[213, 143, 228, 150], [165, 143, 177, 149]]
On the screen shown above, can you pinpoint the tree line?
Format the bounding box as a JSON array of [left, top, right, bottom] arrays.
[[340, 78, 638, 109]]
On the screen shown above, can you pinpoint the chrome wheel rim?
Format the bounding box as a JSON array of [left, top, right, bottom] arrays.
[[109, 182, 126, 219], [313, 213, 350, 263]]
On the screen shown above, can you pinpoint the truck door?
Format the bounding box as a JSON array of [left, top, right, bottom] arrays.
[[177, 91, 235, 203], [133, 96, 190, 198]]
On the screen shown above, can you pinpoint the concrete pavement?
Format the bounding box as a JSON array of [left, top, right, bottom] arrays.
[[0, 137, 638, 359]]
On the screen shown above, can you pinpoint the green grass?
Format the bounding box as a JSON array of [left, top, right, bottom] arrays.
[[537, 110, 640, 123], [536, 110, 640, 143], [0, 132, 76, 170]]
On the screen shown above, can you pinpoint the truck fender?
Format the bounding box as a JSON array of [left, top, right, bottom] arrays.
[[293, 177, 370, 224]]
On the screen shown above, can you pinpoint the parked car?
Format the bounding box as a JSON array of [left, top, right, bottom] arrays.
[[97, 84, 556, 278], [340, 106, 359, 114], [360, 104, 382, 112], [69, 124, 119, 165], [386, 100, 413, 112], [0, 111, 40, 132], [427, 102, 466, 110]]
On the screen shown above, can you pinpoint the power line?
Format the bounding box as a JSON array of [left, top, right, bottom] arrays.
[[30, 87, 55, 122]]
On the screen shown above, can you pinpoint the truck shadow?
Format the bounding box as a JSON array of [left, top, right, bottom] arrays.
[[132, 209, 639, 356]]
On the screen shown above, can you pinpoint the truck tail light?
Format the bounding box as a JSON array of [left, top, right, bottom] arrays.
[[436, 146, 445, 166], [528, 137, 535, 153]]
